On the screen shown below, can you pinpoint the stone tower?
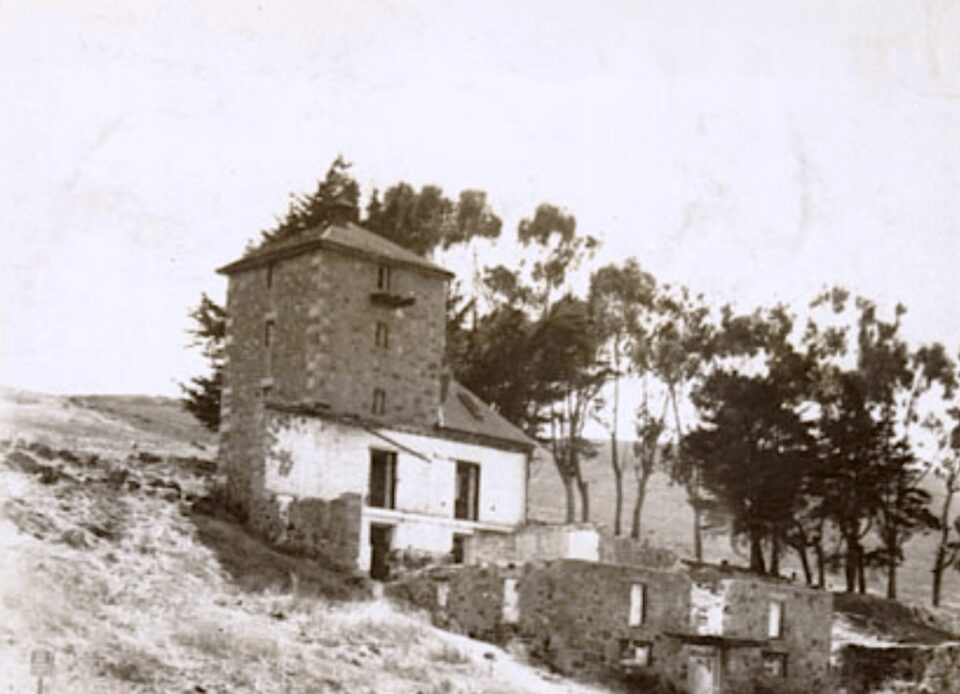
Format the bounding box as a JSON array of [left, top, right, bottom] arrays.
[[216, 220, 453, 514]]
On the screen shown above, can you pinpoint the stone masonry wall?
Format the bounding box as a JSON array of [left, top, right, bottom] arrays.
[[313, 250, 446, 428], [220, 242, 448, 516], [220, 252, 318, 514], [714, 573, 833, 694], [390, 560, 835, 693], [838, 643, 960, 694], [247, 491, 363, 572]]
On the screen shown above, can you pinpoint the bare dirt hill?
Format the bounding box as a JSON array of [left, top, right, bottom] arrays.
[[0, 390, 609, 693]]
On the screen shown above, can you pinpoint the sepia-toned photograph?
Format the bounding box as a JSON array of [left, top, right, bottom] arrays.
[[1, 2, 959, 692]]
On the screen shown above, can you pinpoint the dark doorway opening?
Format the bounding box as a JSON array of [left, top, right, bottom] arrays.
[[369, 523, 393, 580], [452, 533, 467, 564]]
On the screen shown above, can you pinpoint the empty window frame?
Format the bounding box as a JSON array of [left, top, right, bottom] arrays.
[[264, 319, 275, 347], [375, 321, 389, 349], [372, 388, 386, 415], [768, 600, 785, 639], [761, 651, 788, 678], [619, 639, 652, 667], [629, 583, 646, 627], [368, 449, 397, 509], [454, 461, 480, 521], [377, 264, 392, 291]]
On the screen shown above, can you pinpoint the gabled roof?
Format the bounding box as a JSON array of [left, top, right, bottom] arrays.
[[438, 379, 536, 451], [217, 222, 453, 278]]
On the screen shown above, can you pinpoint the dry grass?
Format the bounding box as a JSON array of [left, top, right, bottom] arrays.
[[0, 390, 608, 693]]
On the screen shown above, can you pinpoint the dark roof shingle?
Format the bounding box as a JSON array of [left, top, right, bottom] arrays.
[[217, 222, 452, 277]]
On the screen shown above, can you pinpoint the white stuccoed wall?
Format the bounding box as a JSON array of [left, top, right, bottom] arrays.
[[263, 412, 527, 572]]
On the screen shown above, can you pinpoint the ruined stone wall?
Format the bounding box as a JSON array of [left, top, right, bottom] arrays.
[[313, 250, 446, 428], [247, 491, 363, 571], [390, 560, 835, 693], [598, 535, 680, 570], [517, 560, 689, 680], [717, 576, 833, 694], [838, 642, 960, 694]]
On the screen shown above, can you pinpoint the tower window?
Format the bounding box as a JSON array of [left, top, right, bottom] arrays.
[[375, 322, 389, 349], [377, 265, 392, 291], [264, 319, 275, 347], [266, 262, 275, 289], [372, 388, 386, 415]]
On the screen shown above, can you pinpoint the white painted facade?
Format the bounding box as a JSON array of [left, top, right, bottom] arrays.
[[263, 411, 528, 572]]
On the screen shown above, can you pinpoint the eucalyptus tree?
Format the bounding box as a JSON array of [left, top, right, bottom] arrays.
[[588, 260, 657, 535]]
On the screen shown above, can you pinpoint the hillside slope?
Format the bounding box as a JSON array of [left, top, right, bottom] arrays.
[[0, 390, 608, 693]]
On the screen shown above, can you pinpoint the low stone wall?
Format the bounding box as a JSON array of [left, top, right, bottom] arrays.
[[838, 642, 960, 693], [598, 535, 679, 570], [248, 491, 362, 571]]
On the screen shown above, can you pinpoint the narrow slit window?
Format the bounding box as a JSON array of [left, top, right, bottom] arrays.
[[266, 263, 274, 289], [377, 265, 392, 291], [768, 601, 784, 639], [629, 583, 646, 626], [372, 388, 386, 415], [264, 319, 275, 347], [375, 322, 389, 349]]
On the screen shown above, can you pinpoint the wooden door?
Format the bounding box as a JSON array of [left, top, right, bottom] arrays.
[[687, 648, 719, 694], [369, 524, 393, 581]]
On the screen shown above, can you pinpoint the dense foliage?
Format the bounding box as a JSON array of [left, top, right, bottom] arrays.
[[184, 157, 960, 603]]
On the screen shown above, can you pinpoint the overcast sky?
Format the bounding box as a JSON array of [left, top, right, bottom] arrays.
[[2, 0, 958, 404]]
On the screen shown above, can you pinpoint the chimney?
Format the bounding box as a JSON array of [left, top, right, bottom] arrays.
[[327, 192, 357, 226]]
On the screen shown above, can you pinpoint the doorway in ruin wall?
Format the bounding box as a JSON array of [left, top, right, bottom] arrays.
[[687, 646, 720, 694], [369, 523, 394, 580]]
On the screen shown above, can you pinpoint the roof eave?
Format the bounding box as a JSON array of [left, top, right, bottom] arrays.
[[216, 236, 454, 279]]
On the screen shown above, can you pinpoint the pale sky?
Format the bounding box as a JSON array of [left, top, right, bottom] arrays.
[[2, 0, 958, 408]]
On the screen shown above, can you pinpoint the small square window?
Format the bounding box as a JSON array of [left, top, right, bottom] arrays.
[[264, 319, 275, 347], [372, 388, 386, 415], [619, 639, 652, 667], [260, 385, 272, 399], [375, 322, 389, 349], [762, 652, 787, 677], [377, 265, 392, 291]]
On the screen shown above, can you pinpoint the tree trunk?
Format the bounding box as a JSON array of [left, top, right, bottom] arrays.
[[562, 475, 576, 524], [749, 531, 766, 574], [886, 556, 897, 600], [577, 477, 590, 523], [931, 470, 956, 607], [857, 547, 867, 594], [769, 533, 781, 577], [631, 464, 652, 539], [796, 543, 813, 585], [611, 435, 623, 536], [844, 536, 858, 593], [932, 547, 945, 607], [815, 539, 826, 589], [670, 384, 702, 561]]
